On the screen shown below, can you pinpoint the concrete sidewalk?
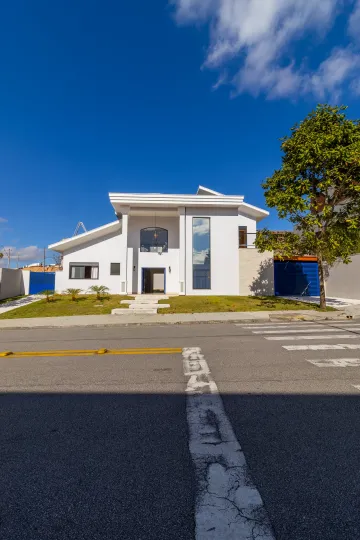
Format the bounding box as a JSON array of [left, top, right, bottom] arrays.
[[0, 309, 355, 329], [0, 295, 43, 315]]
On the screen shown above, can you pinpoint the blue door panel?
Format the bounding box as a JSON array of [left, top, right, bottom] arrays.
[[274, 261, 320, 296], [29, 272, 55, 295]]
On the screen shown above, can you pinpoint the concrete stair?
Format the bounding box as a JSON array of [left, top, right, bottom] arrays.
[[112, 295, 170, 315]]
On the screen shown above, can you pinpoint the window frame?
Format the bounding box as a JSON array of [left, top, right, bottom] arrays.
[[69, 263, 99, 280], [192, 217, 211, 290], [110, 262, 121, 276], [239, 226, 248, 248]]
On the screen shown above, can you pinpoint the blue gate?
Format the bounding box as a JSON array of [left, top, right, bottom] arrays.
[[274, 261, 320, 296], [29, 272, 55, 295]]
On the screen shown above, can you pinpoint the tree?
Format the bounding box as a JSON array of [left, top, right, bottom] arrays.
[[65, 288, 82, 301], [255, 104, 360, 309], [88, 285, 110, 300]]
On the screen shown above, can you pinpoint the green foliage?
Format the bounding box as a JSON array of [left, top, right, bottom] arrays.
[[255, 104, 360, 308], [64, 288, 83, 301], [88, 285, 110, 300], [39, 290, 55, 302]]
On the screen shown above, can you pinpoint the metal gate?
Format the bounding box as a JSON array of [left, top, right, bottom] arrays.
[[29, 272, 55, 295], [274, 261, 320, 296]]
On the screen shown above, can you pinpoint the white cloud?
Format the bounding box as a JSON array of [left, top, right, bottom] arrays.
[[0, 245, 43, 267], [172, 0, 360, 99], [0, 217, 8, 223]]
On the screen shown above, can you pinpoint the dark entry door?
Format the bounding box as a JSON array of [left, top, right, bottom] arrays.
[[142, 268, 152, 294]]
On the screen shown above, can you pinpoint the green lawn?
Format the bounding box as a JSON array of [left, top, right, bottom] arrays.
[[158, 295, 334, 313], [0, 294, 132, 319]]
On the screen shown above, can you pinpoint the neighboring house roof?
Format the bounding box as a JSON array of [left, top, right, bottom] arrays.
[[49, 220, 121, 253]]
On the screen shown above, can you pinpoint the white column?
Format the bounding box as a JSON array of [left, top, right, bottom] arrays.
[[179, 207, 186, 295], [119, 207, 129, 294]]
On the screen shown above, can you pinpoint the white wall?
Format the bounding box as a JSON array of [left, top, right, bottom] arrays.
[[55, 229, 126, 294], [128, 216, 180, 294], [184, 207, 257, 295], [239, 250, 274, 296], [0, 268, 29, 300], [325, 255, 360, 300]]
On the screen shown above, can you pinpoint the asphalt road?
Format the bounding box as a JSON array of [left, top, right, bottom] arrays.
[[1, 320, 360, 539]]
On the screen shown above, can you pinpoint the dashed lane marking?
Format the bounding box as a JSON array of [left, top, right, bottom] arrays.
[[182, 347, 275, 540], [306, 358, 360, 367], [266, 334, 358, 341], [283, 344, 360, 351]]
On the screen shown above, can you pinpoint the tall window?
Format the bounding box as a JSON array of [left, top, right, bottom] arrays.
[[239, 226, 248, 248], [140, 227, 168, 253], [193, 217, 211, 289], [69, 263, 99, 279]]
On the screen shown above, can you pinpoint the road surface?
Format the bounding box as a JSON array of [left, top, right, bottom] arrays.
[[1, 320, 360, 539]]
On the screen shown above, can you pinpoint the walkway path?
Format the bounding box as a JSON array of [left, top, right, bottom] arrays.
[[0, 295, 43, 315]]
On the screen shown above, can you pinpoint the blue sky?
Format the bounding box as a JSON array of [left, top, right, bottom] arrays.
[[1, 0, 360, 265]]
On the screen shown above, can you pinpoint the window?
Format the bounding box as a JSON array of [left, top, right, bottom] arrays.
[[193, 217, 211, 289], [140, 227, 168, 253], [110, 263, 121, 275], [69, 263, 99, 279], [239, 226, 248, 248]]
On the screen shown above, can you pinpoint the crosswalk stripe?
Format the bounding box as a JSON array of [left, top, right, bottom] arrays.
[[307, 358, 360, 367], [266, 334, 358, 341], [339, 327, 360, 331], [283, 344, 360, 350], [239, 324, 324, 330], [252, 328, 346, 334]]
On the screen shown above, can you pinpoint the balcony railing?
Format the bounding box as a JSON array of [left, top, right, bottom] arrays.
[[140, 244, 168, 253]]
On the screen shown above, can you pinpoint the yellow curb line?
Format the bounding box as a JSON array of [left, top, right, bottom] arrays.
[[0, 347, 182, 358]]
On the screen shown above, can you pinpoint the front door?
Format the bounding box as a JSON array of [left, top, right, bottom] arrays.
[[141, 268, 165, 294]]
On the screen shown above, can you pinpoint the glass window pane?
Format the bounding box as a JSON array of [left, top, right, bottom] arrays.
[[110, 263, 120, 275], [140, 228, 168, 252], [91, 266, 99, 279], [193, 217, 211, 289]]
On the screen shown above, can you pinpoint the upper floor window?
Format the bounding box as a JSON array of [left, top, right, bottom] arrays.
[[140, 227, 168, 253], [239, 226, 248, 248]]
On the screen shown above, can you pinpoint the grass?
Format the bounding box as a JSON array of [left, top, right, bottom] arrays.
[[0, 294, 133, 319], [0, 295, 26, 306], [158, 295, 335, 313]]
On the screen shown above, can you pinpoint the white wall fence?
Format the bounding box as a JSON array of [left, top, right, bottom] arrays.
[[0, 269, 30, 301]]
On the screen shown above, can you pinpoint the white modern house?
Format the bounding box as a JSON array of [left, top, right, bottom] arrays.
[[49, 186, 274, 296]]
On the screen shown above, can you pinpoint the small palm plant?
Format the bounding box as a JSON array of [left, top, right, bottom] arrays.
[[88, 285, 110, 301], [40, 290, 54, 303], [65, 288, 82, 301]]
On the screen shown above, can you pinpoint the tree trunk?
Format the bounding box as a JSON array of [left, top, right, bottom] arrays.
[[318, 256, 326, 309]]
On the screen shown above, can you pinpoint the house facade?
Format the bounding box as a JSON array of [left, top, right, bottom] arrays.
[[49, 186, 273, 296]]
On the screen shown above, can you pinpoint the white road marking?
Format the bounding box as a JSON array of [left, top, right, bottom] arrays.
[[339, 327, 360, 331], [266, 334, 358, 341], [236, 324, 324, 333], [283, 344, 360, 351], [252, 328, 345, 334], [306, 358, 360, 367], [182, 347, 274, 540], [352, 385, 360, 391]]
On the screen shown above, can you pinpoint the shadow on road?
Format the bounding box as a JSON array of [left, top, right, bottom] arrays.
[[1, 391, 360, 540]]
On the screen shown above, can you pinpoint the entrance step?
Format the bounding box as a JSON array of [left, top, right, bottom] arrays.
[[112, 308, 158, 315], [133, 295, 169, 301]]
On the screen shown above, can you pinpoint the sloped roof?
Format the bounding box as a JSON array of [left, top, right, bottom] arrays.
[[49, 220, 120, 253]]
